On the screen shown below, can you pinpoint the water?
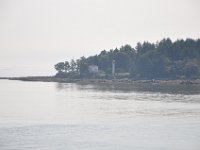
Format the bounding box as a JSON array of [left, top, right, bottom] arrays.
[[0, 80, 200, 150]]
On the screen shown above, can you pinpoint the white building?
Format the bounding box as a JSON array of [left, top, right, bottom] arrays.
[[88, 65, 98, 74]]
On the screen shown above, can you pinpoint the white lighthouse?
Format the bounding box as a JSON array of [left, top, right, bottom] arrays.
[[112, 60, 115, 77]]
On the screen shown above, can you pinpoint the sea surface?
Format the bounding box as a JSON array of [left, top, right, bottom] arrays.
[[0, 79, 200, 150]]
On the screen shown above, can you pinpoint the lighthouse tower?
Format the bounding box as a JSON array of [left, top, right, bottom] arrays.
[[112, 60, 115, 77]]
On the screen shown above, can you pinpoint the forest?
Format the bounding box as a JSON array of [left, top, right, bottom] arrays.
[[54, 38, 200, 79]]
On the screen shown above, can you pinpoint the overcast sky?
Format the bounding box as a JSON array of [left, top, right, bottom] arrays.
[[0, 0, 200, 76]]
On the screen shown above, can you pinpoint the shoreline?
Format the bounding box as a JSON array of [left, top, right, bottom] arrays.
[[1, 76, 200, 84]]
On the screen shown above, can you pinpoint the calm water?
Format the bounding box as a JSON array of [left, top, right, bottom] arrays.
[[0, 80, 200, 150]]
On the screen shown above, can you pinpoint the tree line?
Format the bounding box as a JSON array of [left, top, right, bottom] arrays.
[[55, 38, 200, 79]]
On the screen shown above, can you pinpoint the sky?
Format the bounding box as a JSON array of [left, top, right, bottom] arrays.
[[0, 0, 200, 76]]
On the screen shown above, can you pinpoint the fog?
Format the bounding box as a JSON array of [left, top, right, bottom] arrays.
[[0, 0, 200, 76]]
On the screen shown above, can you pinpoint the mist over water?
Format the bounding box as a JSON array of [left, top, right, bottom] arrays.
[[0, 80, 200, 150], [0, 65, 55, 77]]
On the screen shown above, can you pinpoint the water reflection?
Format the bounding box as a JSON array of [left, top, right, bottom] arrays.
[[56, 82, 200, 95], [1, 80, 200, 150]]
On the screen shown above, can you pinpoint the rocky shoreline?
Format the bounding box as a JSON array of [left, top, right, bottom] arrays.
[[1, 76, 200, 84]]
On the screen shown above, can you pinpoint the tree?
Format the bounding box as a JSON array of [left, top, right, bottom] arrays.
[[115, 52, 130, 72], [54, 62, 65, 72], [184, 61, 199, 79], [64, 61, 70, 73], [70, 59, 77, 72], [98, 55, 110, 70], [87, 55, 98, 66], [157, 38, 172, 57], [136, 41, 155, 54], [76, 56, 88, 76], [135, 50, 170, 78], [120, 45, 136, 60], [79, 62, 88, 76]]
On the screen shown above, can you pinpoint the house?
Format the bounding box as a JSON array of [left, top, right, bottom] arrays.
[[88, 65, 98, 74]]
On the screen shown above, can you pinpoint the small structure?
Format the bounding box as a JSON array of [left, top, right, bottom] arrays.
[[88, 65, 98, 74], [112, 60, 115, 76]]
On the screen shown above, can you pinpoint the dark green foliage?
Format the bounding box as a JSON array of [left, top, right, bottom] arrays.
[[87, 55, 98, 66], [184, 60, 199, 78], [135, 50, 170, 78], [136, 42, 155, 55], [55, 38, 200, 79], [76, 56, 89, 77], [64, 61, 70, 73], [115, 52, 130, 71], [70, 59, 77, 72], [98, 55, 110, 70], [54, 62, 65, 72]]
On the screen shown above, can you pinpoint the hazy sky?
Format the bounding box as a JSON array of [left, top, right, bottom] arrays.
[[0, 0, 200, 76]]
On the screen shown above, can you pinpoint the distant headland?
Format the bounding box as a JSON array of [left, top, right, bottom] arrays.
[[2, 76, 200, 85], [1, 38, 200, 84], [53, 38, 200, 80]]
